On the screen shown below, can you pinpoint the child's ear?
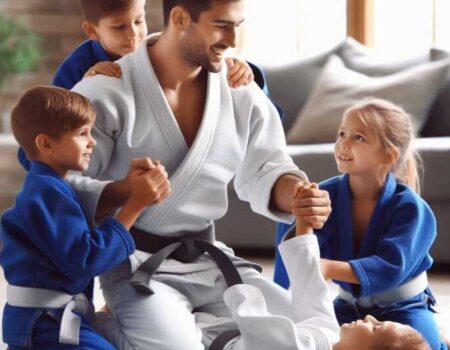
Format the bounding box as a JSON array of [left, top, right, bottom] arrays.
[[35, 134, 53, 156], [384, 147, 399, 166], [171, 6, 191, 30], [82, 21, 100, 40]]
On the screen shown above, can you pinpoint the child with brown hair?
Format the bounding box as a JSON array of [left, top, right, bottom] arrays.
[[55, 0, 255, 90], [0, 85, 170, 349]]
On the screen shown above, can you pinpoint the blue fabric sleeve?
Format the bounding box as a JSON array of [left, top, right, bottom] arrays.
[[18, 178, 135, 279]]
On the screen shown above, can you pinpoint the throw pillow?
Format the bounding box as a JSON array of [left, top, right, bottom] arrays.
[[287, 55, 450, 144], [261, 38, 368, 133], [340, 37, 450, 77]]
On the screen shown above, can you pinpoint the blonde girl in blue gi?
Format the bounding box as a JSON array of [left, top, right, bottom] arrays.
[[309, 98, 446, 350]]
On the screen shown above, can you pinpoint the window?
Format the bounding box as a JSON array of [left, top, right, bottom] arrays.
[[373, 0, 433, 57], [238, 0, 346, 66], [434, 0, 450, 49]]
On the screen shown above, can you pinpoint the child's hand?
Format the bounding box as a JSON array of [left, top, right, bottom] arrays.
[[115, 158, 170, 229], [292, 182, 313, 236], [84, 61, 122, 79], [128, 161, 171, 208], [226, 58, 254, 89], [292, 182, 331, 230]]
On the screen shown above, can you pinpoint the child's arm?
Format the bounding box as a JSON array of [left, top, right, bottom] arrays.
[[115, 159, 171, 229], [320, 259, 359, 284], [83, 61, 122, 79], [293, 183, 314, 236], [279, 228, 340, 345], [226, 57, 254, 88]]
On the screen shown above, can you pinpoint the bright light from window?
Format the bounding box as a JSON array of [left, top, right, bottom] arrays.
[[373, 0, 433, 58], [238, 0, 346, 66], [434, 0, 450, 49]]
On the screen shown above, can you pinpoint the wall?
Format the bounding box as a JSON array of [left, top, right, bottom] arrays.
[[0, 0, 163, 130], [0, 0, 163, 213]]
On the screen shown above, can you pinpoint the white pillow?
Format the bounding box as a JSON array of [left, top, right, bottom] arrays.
[[287, 55, 450, 144]]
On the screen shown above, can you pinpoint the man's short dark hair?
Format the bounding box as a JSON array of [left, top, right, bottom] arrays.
[[11, 86, 95, 160], [163, 0, 242, 26], [79, 0, 138, 23]]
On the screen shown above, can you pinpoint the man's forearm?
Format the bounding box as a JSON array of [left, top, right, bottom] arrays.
[[96, 179, 130, 221], [271, 174, 306, 213]]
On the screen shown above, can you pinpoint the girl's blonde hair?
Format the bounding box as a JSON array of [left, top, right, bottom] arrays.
[[343, 98, 422, 193]]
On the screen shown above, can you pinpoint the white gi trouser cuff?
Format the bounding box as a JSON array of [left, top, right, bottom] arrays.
[[6, 284, 93, 345]]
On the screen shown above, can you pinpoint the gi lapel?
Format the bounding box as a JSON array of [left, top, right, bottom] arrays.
[[359, 173, 397, 255], [336, 175, 355, 261], [133, 37, 221, 229]]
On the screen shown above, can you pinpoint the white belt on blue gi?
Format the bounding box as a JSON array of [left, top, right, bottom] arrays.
[[338, 271, 428, 308], [6, 284, 94, 345]]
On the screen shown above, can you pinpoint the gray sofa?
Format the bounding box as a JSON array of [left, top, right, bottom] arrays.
[[216, 38, 450, 264]]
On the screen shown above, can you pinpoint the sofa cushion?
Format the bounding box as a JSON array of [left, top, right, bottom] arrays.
[[287, 55, 450, 144], [261, 38, 368, 133], [340, 38, 448, 77], [286, 137, 450, 202], [421, 81, 450, 137]]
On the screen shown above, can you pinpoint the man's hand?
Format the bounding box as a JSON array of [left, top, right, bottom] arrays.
[[128, 160, 171, 207], [226, 57, 254, 88], [96, 158, 160, 221], [84, 61, 122, 79], [115, 158, 171, 229], [291, 182, 331, 229]]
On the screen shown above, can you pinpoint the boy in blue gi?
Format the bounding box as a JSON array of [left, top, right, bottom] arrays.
[[1, 86, 170, 349], [55, 0, 255, 90], [279, 98, 447, 350]]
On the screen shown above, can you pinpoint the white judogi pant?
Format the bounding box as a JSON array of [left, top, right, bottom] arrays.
[[96, 264, 294, 350]]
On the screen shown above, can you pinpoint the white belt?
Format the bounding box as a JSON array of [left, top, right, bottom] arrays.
[[338, 272, 428, 308], [6, 284, 94, 345]]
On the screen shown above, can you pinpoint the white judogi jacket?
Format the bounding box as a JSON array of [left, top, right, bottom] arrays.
[[71, 34, 305, 274]]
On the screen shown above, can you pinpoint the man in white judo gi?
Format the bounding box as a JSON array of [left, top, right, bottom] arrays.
[[71, 0, 335, 349]]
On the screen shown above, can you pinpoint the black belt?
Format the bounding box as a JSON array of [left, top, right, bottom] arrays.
[[129, 226, 243, 295]]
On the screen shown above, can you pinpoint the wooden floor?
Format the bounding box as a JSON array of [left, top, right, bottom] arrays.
[[0, 259, 449, 349]]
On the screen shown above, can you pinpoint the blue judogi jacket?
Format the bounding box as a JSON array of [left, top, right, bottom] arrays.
[[0, 161, 135, 347], [317, 173, 435, 298], [53, 39, 111, 90]]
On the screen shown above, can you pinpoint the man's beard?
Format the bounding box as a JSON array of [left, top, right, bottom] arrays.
[[179, 28, 222, 72]]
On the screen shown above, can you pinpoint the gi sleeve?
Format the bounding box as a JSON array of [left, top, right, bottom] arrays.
[[349, 196, 436, 297], [233, 86, 307, 223], [280, 234, 340, 348], [19, 179, 135, 279]]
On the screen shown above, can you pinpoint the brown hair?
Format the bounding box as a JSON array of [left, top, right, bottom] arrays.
[[343, 98, 422, 193], [79, 0, 138, 23], [162, 0, 239, 26], [368, 325, 430, 350], [10, 86, 95, 160]]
